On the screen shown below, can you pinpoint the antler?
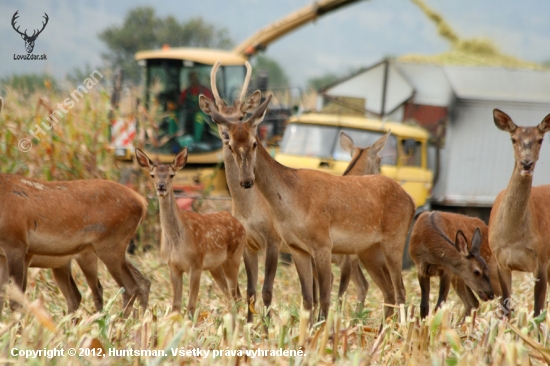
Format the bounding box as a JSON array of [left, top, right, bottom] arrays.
[[239, 61, 252, 102], [31, 13, 49, 39], [210, 61, 225, 110], [11, 11, 26, 37]]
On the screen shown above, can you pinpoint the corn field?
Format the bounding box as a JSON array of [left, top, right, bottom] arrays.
[[1, 87, 550, 365]]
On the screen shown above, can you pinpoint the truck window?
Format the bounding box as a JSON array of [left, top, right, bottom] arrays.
[[280, 124, 338, 158], [400, 139, 422, 167]]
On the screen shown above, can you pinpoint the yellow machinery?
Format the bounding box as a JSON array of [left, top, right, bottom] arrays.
[[110, 0, 364, 196]]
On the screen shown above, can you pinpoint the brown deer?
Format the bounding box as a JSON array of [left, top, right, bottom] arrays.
[[135, 147, 245, 317], [489, 110, 550, 317], [0, 174, 151, 313], [201, 87, 415, 321], [410, 211, 498, 318], [332, 131, 392, 307], [200, 61, 283, 322]]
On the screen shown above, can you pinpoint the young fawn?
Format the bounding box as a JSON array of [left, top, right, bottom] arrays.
[[489, 110, 550, 317], [135, 147, 245, 317], [410, 211, 497, 318]]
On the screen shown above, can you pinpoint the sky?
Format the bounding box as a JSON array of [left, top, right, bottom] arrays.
[[1, 0, 549, 88]]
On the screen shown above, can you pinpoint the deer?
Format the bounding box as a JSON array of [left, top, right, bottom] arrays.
[[489, 109, 550, 317], [12, 11, 49, 53], [199, 61, 283, 323], [135, 147, 245, 317], [199, 69, 415, 321], [332, 131, 392, 308], [409, 211, 498, 319], [0, 174, 151, 314]]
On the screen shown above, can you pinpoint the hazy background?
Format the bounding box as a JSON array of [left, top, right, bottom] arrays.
[[1, 0, 549, 87]]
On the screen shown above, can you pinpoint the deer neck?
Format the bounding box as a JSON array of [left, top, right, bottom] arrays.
[[252, 138, 297, 213], [498, 165, 533, 227], [158, 189, 185, 243], [223, 145, 261, 215]]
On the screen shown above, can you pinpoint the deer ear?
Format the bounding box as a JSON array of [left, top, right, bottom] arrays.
[[493, 109, 517, 132], [470, 228, 482, 255], [172, 147, 188, 171], [538, 113, 550, 134], [199, 94, 217, 116], [371, 131, 390, 156], [455, 230, 469, 257], [248, 94, 272, 129], [135, 148, 154, 169], [241, 90, 261, 114], [339, 131, 355, 154]]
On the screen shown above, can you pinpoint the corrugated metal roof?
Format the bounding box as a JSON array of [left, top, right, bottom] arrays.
[[443, 67, 550, 103]]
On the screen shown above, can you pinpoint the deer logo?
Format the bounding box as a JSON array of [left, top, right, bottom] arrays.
[[12, 11, 49, 54]]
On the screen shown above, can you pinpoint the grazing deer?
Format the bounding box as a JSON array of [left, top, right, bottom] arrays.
[[201, 82, 415, 321], [135, 147, 245, 317], [332, 131, 392, 307], [410, 211, 498, 318], [0, 174, 151, 313], [489, 110, 550, 317], [199, 61, 283, 322]]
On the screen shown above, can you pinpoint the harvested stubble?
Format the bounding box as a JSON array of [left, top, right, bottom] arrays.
[[1, 90, 550, 365]]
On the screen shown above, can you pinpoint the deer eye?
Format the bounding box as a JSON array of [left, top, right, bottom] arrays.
[[150, 174, 155, 178], [511, 138, 517, 144], [253, 141, 258, 149], [170, 173, 175, 178], [473, 269, 481, 276], [538, 139, 544, 144], [228, 145, 233, 152]]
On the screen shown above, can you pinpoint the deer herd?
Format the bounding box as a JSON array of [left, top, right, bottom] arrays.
[[0, 62, 549, 329]]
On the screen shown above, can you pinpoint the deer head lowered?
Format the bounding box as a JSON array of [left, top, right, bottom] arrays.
[[12, 11, 49, 53]]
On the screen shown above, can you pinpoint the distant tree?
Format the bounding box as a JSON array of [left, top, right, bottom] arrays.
[[98, 7, 233, 83], [252, 55, 290, 89], [543, 59, 550, 69]]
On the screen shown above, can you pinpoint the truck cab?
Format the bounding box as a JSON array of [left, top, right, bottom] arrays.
[[275, 112, 433, 210]]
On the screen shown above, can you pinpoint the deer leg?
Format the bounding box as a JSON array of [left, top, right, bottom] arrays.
[[209, 267, 229, 297], [358, 249, 395, 319], [96, 239, 150, 313], [52, 263, 82, 313], [497, 266, 513, 318], [290, 247, 314, 322], [337, 255, 352, 303], [452, 278, 478, 321], [262, 241, 279, 317], [383, 243, 406, 306], [75, 249, 104, 312], [169, 265, 183, 312], [311, 258, 319, 318], [0, 256, 8, 312], [534, 263, 548, 317], [2, 245, 27, 311], [350, 255, 368, 308], [187, 266, 202, 319], [313, 247, 332, 321], [435, 272, 451, 310], [243, 246, 258, 322], [221, 244, 242, 301], [418, 273, 431, 319]]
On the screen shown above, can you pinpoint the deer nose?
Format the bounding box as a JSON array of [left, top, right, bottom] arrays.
[[241, 180, 254, 189], [157, 182, 166, 190], [521, 160, 534, 170]]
